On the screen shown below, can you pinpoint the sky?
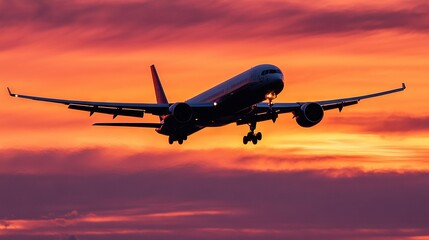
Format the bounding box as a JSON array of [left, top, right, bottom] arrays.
[[0, 0, 429, 239]]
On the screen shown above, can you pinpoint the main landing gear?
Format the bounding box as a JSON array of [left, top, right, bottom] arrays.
[[168, 135, 187, 145], [243, 122, 262, 145], [241, 91, 279, 145]]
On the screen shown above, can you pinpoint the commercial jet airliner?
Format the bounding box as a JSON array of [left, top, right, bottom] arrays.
[[7, 64, 406, 145]]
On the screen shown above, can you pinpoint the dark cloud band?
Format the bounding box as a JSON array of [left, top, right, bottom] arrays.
[[1, 148, 429, 239], [1, 0, 428, 49]]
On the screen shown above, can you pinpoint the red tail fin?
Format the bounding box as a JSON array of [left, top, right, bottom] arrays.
[[150, 65, 168, 104]]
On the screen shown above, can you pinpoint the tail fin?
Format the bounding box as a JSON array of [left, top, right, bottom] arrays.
[[150, 65, 169, 104]]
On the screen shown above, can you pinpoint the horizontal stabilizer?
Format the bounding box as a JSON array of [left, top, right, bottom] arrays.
[[93, 122, 162, 128]]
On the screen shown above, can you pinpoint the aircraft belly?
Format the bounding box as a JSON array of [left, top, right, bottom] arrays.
[[156, 120, 204, 137]]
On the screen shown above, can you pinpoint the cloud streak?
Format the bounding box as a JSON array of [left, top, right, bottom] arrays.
[[328, 114, 429, 134], [1, 0, 428, 49], [0, 145, 425, 176]]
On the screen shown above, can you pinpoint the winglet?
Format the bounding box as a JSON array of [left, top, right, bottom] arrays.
[[150, 65, 169, 104], [402, 83, 406, 90], [7, 87, 17, 97]]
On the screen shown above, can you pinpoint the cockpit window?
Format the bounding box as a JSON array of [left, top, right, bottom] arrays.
[[261, 69, 281, 75]]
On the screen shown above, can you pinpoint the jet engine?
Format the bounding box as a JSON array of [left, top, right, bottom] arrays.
[[295, 102, 324, 127], [169, 102, 193, 123]]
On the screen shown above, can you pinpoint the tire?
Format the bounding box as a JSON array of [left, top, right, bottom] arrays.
[[252, 137, 258, 145], [243, 136, 248, 145], [256, 132, 262, 141]]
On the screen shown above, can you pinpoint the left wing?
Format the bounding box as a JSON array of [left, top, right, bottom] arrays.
[[7, 88, 215, 118], [7, 87, 169, 118], [249, 83, 406, 122], [7, 88, 214, 119]]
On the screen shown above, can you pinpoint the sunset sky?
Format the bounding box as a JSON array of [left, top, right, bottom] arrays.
[[1, 0, 429, 239]]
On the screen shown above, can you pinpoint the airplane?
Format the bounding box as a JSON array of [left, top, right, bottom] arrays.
[[7, 64, 406, 145]]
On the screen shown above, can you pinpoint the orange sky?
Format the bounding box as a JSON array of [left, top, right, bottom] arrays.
[[1, 0, 429, 239], [1, 21, 427, 171]]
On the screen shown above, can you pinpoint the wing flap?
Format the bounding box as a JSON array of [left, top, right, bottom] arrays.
[[321, 100, 358, 112], [93, 122, 162, 128], [68, 104, 144, 118]]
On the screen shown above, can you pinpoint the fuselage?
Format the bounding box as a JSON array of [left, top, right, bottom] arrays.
[[157, 64, 284, 137]]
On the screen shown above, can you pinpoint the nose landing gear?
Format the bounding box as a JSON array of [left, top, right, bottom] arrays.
[[243, 122, 262, 145], [266, 91, 277, 110]]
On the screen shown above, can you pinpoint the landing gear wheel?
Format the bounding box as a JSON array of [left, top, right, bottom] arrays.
[[242, 121, 263, 145], [168, 135, 187, 145], [243, 136, 248, 145], [242, 121, 265, 145], [256, 132, 262, 141]]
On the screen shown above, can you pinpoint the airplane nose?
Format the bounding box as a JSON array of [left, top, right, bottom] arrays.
[[267, 74, 284, 93], [269, 73, 284, 84]]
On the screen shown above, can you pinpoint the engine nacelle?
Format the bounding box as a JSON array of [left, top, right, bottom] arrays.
[[295, 102, 324, 128], [169, 102, 193, 123]]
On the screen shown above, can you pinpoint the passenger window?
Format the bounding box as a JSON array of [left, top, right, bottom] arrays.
[[262, 69, 281, 75]]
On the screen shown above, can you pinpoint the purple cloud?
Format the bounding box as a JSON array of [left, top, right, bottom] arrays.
[[0, 148, 429, 239], [1, 0, 428, 49], [328, 114, 429, 134]]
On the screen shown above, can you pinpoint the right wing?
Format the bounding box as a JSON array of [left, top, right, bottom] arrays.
[[255, 83, 406, 114], [237, 83, 406, 125], [315, 82, 407, 111]]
